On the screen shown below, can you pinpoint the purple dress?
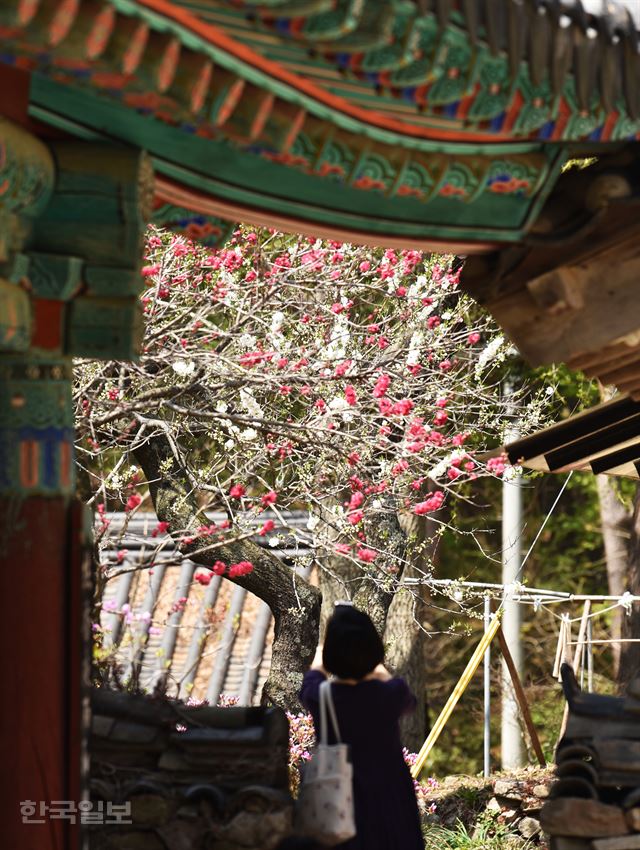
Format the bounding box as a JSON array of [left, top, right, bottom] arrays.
[[300, 670, 424, 850]]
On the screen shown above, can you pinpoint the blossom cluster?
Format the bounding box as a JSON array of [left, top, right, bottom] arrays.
[[76, 226, 543, 598], [402, 749, 439, 815], [195, 559, 255, 584], [285, 715, 439, 812], [287, 710, 316, 795], [98, 600, 160, 635]]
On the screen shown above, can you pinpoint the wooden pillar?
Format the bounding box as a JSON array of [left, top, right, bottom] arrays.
[[0, 115, 152, 848], [0, 500, 78, 847], [0, 359, 85, 850]]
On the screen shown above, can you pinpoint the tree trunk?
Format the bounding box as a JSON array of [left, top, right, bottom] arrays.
[[384, 508, 439, 752], [318, 496, 438, 751], [319, 555, 360, 634], [314, 500, 364, 635], [134, 435, 322, 710], [619, 485, 640, 688], [596, 475, 632, 677], [352, 505, 407, 633], [317, 500, 407, 636], [384, 576, 428, 752]]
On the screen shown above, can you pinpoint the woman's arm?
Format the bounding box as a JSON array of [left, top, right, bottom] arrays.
[[311, 643, 327, 675], [299, 644, 328, 707]]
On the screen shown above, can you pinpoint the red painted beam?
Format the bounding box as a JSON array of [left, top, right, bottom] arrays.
[[0, 497, 81, 850], [0, 63, 67, 139]]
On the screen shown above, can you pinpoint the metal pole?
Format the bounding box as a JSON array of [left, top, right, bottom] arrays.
[[484, 595, 491, 777], [587, 618, 594, 692], [501, 419, 525, 769]]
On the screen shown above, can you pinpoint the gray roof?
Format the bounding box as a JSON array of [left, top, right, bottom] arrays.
[[98, 512, 312, 706]]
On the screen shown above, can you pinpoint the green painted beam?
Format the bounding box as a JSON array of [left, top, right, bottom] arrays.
[[29, 74, 563, 244]]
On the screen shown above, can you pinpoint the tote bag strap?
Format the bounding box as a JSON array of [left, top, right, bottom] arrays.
[[319, 679, 343, 745]]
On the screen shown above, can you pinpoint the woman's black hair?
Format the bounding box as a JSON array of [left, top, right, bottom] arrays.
[[322, 605, 384, 680]]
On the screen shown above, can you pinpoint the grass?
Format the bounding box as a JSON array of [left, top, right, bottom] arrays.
[[423, 813, 534, 850]]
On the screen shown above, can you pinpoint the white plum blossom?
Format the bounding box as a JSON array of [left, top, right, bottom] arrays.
[[321, 315, 350, 362], [270, 311, 285, 331], [503, 463, 522, 482], [407, 331, 423, 367], [238, 333, 257, 349], [240, 388, 263, 419], [475, 334, 505, 376], [172, 360, 195, 377], [428, 448, 467, 480], [328, 396, 349, 413]]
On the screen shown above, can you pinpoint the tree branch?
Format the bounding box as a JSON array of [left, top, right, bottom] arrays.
[[133, 433, 321, 709]]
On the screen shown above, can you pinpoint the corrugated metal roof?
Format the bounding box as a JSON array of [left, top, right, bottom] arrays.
[[98, 512, 312, 705]]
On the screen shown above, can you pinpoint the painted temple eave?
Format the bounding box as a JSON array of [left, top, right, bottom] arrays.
[[154, 174, 500, 254], [2, 0, 640, 380], [3, 0, 640, 251]]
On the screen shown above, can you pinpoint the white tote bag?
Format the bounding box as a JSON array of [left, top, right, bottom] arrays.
[[295, 679, 357, 845]]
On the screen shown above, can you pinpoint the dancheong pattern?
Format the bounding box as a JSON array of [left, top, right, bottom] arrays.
[[7, 0, 639, 254], [0, 357, 75, 496]]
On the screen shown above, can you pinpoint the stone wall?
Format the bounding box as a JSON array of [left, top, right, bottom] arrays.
[[424, 767, 555, 847], [89, 689, 293, 850]]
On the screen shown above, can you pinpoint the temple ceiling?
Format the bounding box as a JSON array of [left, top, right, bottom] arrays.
[[2, 0, 639, 251]]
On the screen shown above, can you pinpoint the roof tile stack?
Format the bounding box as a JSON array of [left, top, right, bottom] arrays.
[[541, 664, 640, 850]]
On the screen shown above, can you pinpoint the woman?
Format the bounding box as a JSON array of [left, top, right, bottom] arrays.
[[299, 604, 424, 850]]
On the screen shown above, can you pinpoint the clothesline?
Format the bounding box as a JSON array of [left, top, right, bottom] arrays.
[[537, 599, 629, 625], [404, 471, 638, 622], [569, 638, 640, 644], [403, 576, 640, 611]]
